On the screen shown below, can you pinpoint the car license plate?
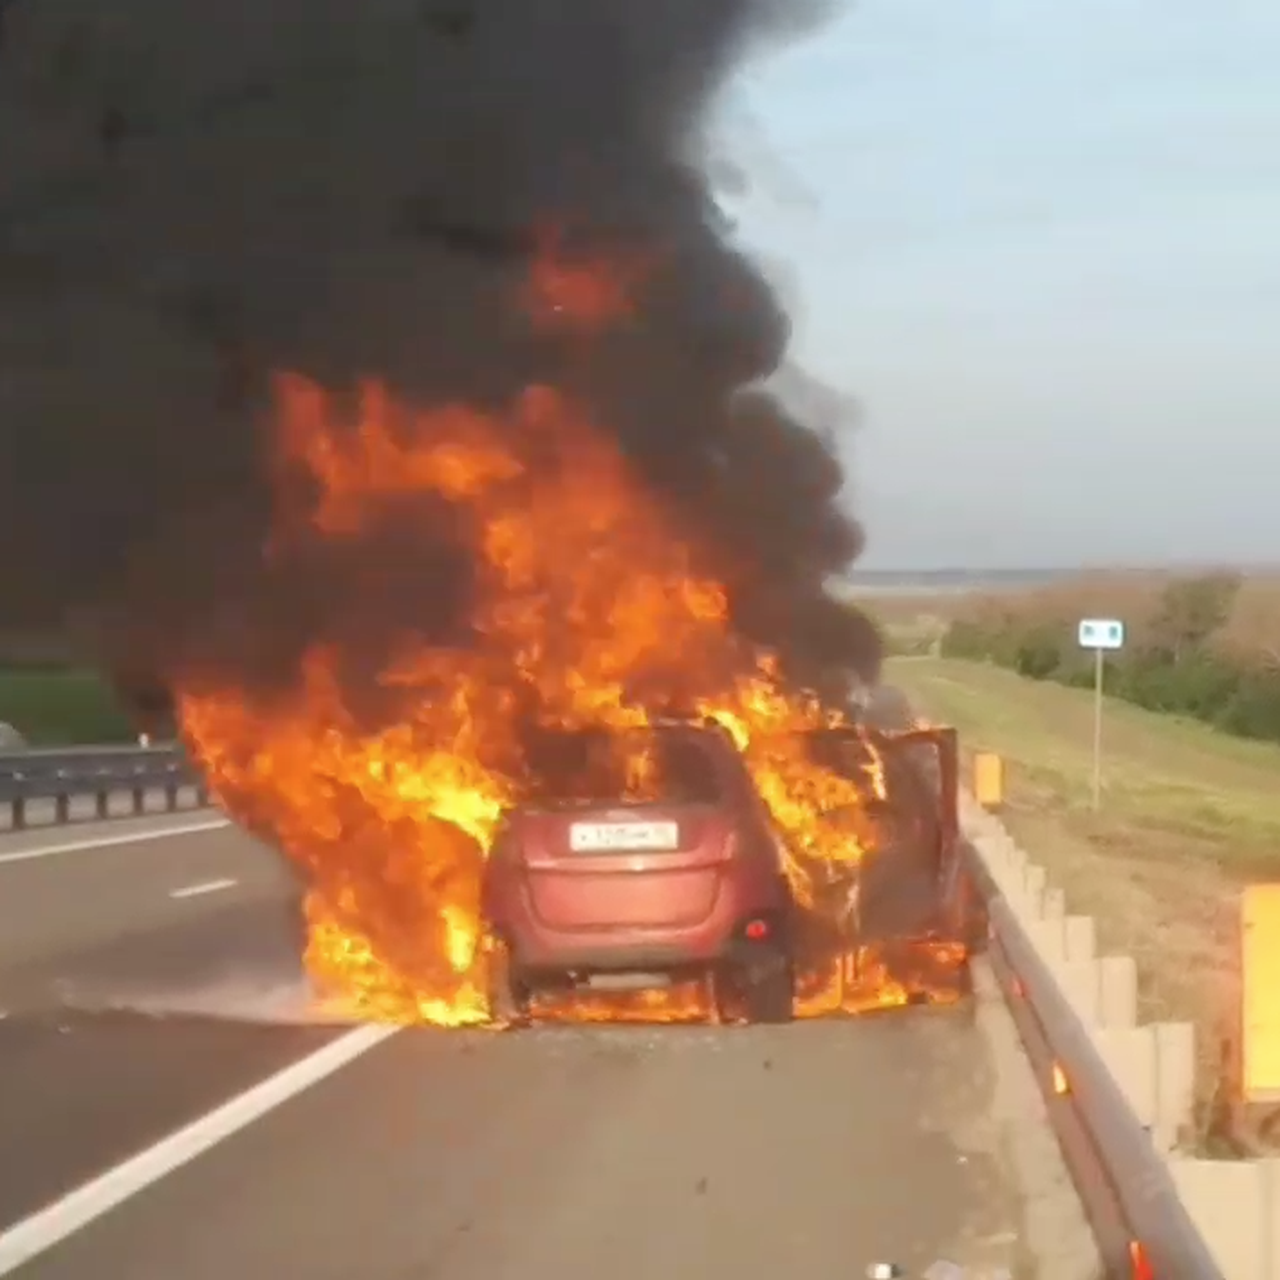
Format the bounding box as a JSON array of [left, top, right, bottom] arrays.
[[568, 821, 679, 852], [585, 972, 671, 990]]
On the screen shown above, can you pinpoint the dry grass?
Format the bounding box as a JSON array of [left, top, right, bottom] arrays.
[[858, 592, 969, 656], [887, 655, 1280, 1131], [1217, 575, 1280, 665]]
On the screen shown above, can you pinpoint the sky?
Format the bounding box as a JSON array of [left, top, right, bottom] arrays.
[[721, 0, 1280, 570]]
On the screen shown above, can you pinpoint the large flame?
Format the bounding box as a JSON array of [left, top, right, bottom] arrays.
[[175, 246, 962, 1027]]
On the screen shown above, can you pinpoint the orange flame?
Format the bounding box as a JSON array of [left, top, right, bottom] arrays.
[[175, 249, 962, 1027], [522, 226, 649, 329]]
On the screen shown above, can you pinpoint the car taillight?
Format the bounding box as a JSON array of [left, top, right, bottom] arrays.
[[744, 918, 770, 941]]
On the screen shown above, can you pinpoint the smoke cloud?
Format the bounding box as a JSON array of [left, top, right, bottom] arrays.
[[0, 0, 878, 704]]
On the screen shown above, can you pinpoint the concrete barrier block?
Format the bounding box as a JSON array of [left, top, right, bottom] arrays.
[[989, 840, 1027, 895], [1169, 1156, 1274, 1280], [972, 834, 1020, 897], [988, 844, 1025, 898], [1096, 954, 1138, 1029], [1092, 1026, 1158, 1128], [1021, 864, 1048, 918], [1002, 846, 1029, 893], [1063, 915, 1096, 964], [1024, 917, 1068, 970], [1057, 959, 1102, 1026], [1152, 1020, 1196, 1152], [974, 832, 1008, 873]]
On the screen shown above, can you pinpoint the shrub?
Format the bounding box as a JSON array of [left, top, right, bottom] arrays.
[[938, 573, 1280, 745], [0, 668, 136, 745]]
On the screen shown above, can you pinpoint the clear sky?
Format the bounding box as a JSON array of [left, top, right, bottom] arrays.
[[722, 0, 1280, 570]]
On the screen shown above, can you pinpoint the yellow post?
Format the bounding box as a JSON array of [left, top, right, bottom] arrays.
[[1242, 884, 1280, 1102], [973, 751, 1004, 810]]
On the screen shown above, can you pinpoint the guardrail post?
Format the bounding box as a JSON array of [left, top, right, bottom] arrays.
[[1153, 1020, 1196, 1151], [1064, 915, 1096, 963], [1022, 864, 1048, 916], [1090, 1025, 1159, 1130], [96, 789, 109, 819], [164, 780, 178, 811], [54, 793, 69, 823], [131, 785, 144, 815], [1058, 960, 1102, 1025], [12, 796, 24, 830], [1096, 955, 1138, 1028], [1170, 1157, 1275, 1278]]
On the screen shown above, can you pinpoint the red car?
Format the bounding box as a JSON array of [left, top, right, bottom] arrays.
[[480, 720, 796, 1024]]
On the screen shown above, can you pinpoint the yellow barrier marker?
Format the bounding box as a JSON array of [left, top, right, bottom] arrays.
[[1241, 883, 1280, 1102], [973, 751, 1004, 810]]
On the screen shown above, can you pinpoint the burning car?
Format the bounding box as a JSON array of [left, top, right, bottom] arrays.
[[480, 719, 798, 1025], [775, 721, 980, 1003]]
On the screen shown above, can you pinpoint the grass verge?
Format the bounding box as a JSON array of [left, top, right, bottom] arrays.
[[886, 655, 1279, 1139], [0, 669, 135, 746]]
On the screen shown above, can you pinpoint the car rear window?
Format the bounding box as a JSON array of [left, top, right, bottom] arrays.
[[519, 726, 724, 808]]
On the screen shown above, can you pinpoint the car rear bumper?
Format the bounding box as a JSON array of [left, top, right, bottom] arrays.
[[510, 936, 735, 975], [499, 902, 792, 976]]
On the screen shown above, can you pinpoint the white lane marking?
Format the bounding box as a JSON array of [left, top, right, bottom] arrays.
[[0, 818, 231, 867], [169, 877, 239, 900], [0, 1023, 399, 1273]]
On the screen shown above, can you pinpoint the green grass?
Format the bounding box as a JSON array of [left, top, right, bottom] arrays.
[[887, 655, 1280, 862], [0, 669, 135, 746], [887, 656, 1269, 1129]]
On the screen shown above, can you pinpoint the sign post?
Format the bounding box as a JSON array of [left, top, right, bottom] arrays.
[[1076, 618, 1125, 810]]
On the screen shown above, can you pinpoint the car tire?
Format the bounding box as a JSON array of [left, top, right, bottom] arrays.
[[740, 947, 795, 1025], [485, 937, 531, 1027]]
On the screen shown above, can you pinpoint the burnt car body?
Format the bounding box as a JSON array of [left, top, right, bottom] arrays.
[[798, 723, 957, 938], [480, 720, 797, 1024], [786, 721, 983, 975]]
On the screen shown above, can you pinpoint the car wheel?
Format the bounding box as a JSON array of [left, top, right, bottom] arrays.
[[485, 937, 531, 1027], [739, 947, 795, 1025]]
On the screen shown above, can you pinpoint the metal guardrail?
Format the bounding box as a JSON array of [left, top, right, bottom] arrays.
[[0, 743, 208, 828], [963, 837, 1225, 1279], [872, 673, 1223, 1276]]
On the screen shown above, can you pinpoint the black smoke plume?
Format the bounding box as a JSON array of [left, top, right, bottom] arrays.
[[0, 0, 879, 714]]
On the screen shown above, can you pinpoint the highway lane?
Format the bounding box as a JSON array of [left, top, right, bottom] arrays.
[[0, 815, 298, 982], [0, 817, 346, 1244], [3, 967, 1101, 1279], [0, 805, 1102, 1277]]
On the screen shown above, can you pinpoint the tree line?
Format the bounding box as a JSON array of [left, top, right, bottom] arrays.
[[939, 573, 1280, 743]]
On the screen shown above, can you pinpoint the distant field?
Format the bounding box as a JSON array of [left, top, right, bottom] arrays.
[[887, 654, 1280, 1135], [860, 592, 968, 655], [0, 669, 135, 745]]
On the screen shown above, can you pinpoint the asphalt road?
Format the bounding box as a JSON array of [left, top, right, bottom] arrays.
[[0, 810, 1102, 1279]]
